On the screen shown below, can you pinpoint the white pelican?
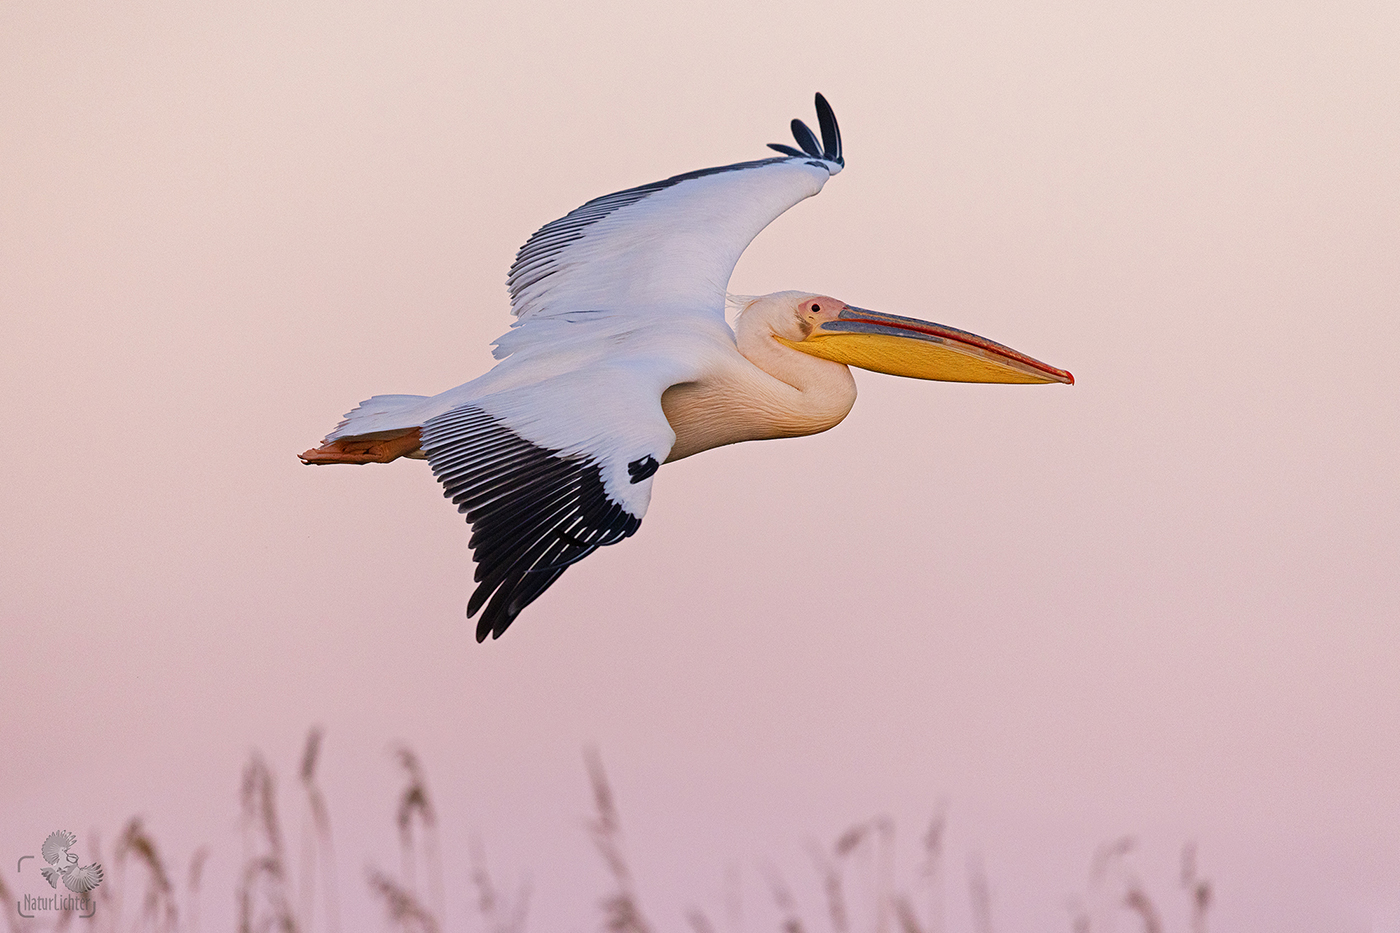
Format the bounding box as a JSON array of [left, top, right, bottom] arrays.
[[301, 95, 1073, 640]]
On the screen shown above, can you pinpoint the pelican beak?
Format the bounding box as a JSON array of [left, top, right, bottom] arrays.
[[780, 306, 1074, 385]]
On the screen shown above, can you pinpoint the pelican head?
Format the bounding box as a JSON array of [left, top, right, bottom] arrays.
[[744, 291, 1074, 386]]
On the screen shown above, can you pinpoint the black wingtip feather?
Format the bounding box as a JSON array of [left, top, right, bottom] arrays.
[[790, 119, 823, 159], [814, 92, 843, 165], [767, 96, 844, 167]]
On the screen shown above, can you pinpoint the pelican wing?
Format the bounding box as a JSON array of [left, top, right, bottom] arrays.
[[421, 362, 678, 641], [506, 94, 844, 324]]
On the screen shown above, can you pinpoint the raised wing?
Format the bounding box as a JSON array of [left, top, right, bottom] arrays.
[[505, 94, 845, 323], [420, 363, 679, 641]]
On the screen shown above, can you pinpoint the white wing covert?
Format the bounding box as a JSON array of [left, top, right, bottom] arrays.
[[503, 93, 845, 328]]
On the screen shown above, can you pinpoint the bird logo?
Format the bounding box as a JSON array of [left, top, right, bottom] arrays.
[[38, 830, 104, 894]]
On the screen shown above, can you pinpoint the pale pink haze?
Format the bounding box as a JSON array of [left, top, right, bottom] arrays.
[[2, 1, 1398, 932]]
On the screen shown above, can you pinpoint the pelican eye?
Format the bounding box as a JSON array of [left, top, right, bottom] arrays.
[[810, 303, 821, 312]]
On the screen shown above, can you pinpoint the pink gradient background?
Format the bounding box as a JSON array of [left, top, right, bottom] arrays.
[[3, 0, 1398, 930]]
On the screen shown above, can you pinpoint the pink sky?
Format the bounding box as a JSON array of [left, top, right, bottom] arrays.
[[3, 0, 1398, 931]]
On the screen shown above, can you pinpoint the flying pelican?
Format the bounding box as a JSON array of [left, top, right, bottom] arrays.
[[301, 94, 1073, 640]]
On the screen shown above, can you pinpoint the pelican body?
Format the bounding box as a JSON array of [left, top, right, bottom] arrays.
[[301, 95, 1073, 640]]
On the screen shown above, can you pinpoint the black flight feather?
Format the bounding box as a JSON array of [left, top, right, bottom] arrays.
[[768, 94, 844, 167], [421, 405, 642, 640], [790, 119, 823, 159], [814, 92, 842, 164]]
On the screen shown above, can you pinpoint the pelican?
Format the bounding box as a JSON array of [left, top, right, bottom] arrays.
[[301, 94, 1073, 640]]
